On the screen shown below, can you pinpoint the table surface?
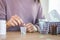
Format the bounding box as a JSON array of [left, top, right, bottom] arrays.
[[0, 32, 60, 40]]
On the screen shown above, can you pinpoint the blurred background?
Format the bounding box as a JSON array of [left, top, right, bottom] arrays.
[[40, 0, 60, 19]]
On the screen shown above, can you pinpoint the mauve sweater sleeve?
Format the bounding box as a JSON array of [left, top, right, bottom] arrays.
[[0, 0, 7, 20], [34, 3, 44, 32]]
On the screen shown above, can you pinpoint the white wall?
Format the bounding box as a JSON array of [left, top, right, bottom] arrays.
[[40, 0, 49, 18], [40, 0, 60, 19], [49, 0, 60, 15]]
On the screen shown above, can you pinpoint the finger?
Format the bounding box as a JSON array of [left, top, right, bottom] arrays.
[[15, 15, 24, 25], [27, 28, 34, 33], [27, 25, 32, 29], [12, 16, 22, 25], [9, 19, 15, 26], [28, 26, 33, 31], [26, 23, 33, 30], [20, 19, 25, 26], [14, 15, 25, 26], [11, 18, 18, 26], [27, 25, 33, 30], [27, 25, 35, 32]]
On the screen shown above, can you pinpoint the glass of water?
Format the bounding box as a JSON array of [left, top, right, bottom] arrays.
[[39, 19, 49, 34], [0, 20, 6, 35], [20, 27, 26, 35]]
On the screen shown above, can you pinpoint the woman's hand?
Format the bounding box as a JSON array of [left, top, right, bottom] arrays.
[[25, 23, 37, 33], [6, 15, 23, 28]]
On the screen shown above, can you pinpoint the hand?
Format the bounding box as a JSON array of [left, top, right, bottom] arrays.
[[6, 15, 23, 28], [25, 23, 36, 33]]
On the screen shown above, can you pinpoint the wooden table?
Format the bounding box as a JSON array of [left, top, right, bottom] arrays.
[[0, 32, 60, 40]]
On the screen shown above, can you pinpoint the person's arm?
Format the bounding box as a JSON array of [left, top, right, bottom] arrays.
[[0, 0, 10, 30], [25, 1, 43, 33], [34, 3, 45, 32], [0, 0, 6, 19], [25, 4, 43, 33], [0, 0, 23, 30], [0, 0, 10, 29]]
